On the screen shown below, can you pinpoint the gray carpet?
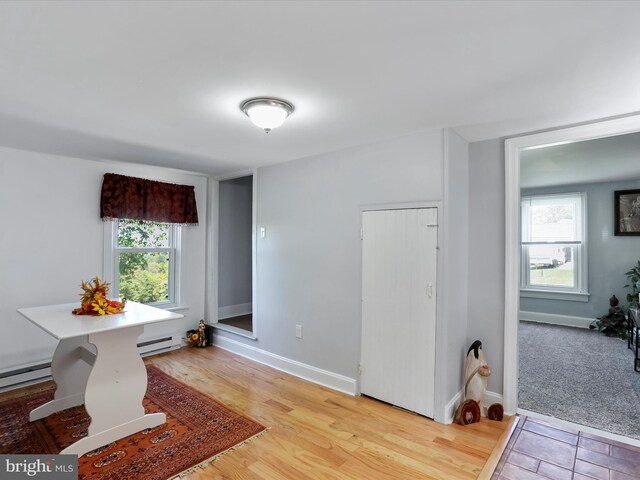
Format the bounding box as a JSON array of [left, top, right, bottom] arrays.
[[519, 321, 640, 439]]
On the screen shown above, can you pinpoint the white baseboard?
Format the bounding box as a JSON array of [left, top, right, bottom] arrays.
[[520, 311, 594, 329], [444, 389, 464, 424], [218, 302, 252, 319], [484, 390, 503, 410], [444, 390, 503, 424], [212, 333, 357, 396]]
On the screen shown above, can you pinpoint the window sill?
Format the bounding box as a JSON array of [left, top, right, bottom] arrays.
[[140, 304, 188, 312], [520, 289, 590, 302], [165, 305, 189, 312]]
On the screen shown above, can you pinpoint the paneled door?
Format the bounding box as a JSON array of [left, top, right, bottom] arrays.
[[360, 208, 438, 417]]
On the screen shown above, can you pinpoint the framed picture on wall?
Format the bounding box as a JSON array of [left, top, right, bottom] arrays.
[[615, 189, 640, 236]]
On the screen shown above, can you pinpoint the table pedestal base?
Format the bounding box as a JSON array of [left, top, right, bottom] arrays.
[[30, 324, 166, 457], [30, 335, 92, 421], [61, 412, 166, 455]]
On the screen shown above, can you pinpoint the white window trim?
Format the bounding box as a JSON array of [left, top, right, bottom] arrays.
[[520, 192, 588, 300], [520, 289, 590, 302], [103, 221, 182, 309]]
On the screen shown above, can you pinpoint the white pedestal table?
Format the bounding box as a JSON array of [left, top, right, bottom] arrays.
[[17, 301, 183, 457]]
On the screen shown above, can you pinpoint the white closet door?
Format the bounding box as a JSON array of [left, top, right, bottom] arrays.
[[360, 208, 438, 417]]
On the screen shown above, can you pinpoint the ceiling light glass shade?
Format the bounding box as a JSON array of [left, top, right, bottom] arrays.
[[241, 98, 294, 133]]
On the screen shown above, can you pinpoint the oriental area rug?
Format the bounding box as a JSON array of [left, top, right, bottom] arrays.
[[0, 365, 267, 480]]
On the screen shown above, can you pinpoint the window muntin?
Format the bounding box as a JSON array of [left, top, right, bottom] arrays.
[[112, 219, 179, 306], [521, 193, 586, 294]]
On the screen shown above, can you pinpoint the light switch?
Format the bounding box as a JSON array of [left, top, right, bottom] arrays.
[[260, 226, 266, 238]]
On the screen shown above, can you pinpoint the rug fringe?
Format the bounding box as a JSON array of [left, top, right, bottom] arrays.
[[175, 427, 270, 478]]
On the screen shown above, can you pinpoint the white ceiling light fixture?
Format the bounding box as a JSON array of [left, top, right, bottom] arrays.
[[241, 97, 294, 133]]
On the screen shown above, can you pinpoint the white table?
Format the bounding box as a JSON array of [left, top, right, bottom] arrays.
[[17, 301, 184, 457]]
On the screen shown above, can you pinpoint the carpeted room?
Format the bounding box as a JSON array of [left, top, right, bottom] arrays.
[[519, 321, 640, 439], [2, 2, 640, 480], [516, 133, 640, 442]]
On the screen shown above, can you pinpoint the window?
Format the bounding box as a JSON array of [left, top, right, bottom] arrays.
[[108, 219, 180, 307], [521, 193, 588, 300]]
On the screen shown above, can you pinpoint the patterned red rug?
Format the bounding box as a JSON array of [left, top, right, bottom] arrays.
[[0, 365, 267, 479]]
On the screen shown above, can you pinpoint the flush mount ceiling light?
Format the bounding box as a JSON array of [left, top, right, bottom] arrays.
[[241, 97, 294, 133]]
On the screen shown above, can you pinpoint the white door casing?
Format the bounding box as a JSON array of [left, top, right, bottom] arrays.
[[360, 208, 438, 417], [504, 114, 640, 415]]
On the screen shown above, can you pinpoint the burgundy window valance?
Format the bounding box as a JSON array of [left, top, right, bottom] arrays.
[[100, 173, 199, 225]]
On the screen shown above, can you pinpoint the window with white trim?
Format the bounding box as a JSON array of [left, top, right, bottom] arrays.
[[521, 193, 588, 299], [108, 219, 181, 307]]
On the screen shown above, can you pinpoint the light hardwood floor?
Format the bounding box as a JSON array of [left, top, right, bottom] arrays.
[[0, 346, 515, 479]]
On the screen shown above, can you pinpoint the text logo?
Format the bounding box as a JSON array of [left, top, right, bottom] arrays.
[[1, 455, 76, 479]]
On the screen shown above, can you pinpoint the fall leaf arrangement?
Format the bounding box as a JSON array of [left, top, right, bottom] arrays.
[[72, 276, 126, 316]]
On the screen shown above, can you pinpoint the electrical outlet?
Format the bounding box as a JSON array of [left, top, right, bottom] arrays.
[[295, 324, 303, 339]]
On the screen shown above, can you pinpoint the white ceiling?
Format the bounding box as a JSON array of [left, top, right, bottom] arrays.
[[2, 1, 640, 174], [521, 131, 640, 189]]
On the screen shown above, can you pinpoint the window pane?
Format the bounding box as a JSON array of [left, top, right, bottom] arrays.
[[528, 245, 575, 287], [528, 201, 576, 242], [117, 219, 169, 248], [119, 252, 170, 303]]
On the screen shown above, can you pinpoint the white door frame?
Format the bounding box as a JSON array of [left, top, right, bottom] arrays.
[[207, 169, 259, 340], [359, 201, 443, 418], [503, 114, 640, 414]]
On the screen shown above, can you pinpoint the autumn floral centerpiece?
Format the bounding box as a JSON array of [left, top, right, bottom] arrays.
[[72, 276, 126, 316]]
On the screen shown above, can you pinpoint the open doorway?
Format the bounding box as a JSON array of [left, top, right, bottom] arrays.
[[517, 135, 640, 440], [217, 175, 254, 334], [504, 115, 640, 445]]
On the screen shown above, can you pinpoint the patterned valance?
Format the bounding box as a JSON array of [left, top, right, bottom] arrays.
[[100, 173, 199, 225]]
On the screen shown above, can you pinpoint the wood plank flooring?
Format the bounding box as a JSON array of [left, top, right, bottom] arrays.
[[151, 347, 513, 479], [0, 346, 514, 479], [217, 314, 253, 332]]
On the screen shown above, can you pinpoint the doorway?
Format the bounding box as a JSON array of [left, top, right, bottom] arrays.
[[503, 112, 640, 442], [217, 175, 254, 334], [360, 208, 438, 417]]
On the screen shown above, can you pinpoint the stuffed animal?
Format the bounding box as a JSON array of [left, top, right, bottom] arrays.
[[465, 340, 491, 406], [455, 340, 503, 425]]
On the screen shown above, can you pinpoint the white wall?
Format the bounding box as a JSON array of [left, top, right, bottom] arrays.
[[214, 130, 445, 371], [0, 146, 208, 371], [467, 139, 505, 394], [441, 129, 470, 404], [218, 176, 253, 311]]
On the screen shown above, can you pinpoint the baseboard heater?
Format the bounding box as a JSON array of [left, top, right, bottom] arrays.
[[0, 334, 182, 392], [137, 335, 180, 356], [0, 362, 52, 391]]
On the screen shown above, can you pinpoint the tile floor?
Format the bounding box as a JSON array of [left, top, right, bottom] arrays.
[[493, 416, 640, 479]]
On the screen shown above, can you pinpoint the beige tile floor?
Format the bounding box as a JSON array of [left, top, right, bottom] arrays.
[[493, 416, 640, 479]]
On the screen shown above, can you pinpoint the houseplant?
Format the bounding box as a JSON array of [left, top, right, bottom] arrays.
[[624, 260, 640, 308]]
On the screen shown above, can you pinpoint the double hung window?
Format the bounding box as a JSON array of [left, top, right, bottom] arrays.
[[521, 193, 588, 300], [109, 219, 180, 307]]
